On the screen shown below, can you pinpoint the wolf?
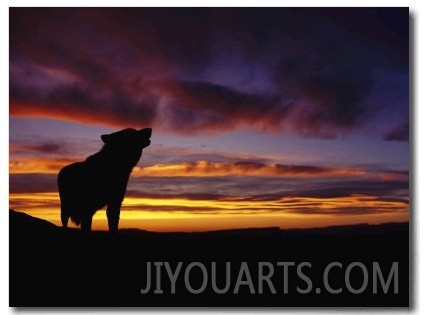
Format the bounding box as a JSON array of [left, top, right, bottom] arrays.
[[57, 128, 152, 232]]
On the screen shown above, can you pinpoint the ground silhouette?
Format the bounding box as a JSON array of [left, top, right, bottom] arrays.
[[58, 128, 152, 232], [9, 210, 409, 307]]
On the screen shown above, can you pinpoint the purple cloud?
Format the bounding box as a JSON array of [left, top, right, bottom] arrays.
[[10, 8, 409, 139]]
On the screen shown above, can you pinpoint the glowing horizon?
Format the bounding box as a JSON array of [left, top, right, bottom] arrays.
[[9, 191, 409, 232]]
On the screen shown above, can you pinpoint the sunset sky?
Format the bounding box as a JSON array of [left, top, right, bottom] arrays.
[[9, 7, 409, 232]]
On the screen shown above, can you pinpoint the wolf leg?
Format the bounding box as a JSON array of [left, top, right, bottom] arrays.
[[106, 204, 121, 233], [81, 213, 93, 232], [61, 205, 70, 228]]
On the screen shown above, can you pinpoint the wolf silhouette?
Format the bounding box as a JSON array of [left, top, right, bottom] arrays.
[[57, 128, 152, 232]]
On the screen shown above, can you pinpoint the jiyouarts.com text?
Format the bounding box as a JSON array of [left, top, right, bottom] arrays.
[[139, 261, 399, 295]]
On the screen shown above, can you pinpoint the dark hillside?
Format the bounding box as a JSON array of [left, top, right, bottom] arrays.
[[10, 210, 409, 307]]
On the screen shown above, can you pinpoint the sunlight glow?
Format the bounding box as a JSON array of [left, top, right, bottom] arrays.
[[9, 192, 409, 232]]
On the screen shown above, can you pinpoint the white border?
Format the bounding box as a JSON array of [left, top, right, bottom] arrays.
[[3, 1, 420, 314]]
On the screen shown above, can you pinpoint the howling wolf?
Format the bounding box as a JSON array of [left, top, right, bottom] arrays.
[[57, 128, 152, 232]]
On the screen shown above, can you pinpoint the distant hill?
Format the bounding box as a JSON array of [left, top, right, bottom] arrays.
[[9, 208, 409, 239]]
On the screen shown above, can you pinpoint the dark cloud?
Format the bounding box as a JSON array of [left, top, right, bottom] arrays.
[[144, 145, 274, 166], [285, 179, 409, 200], [9, 174, 58, 193], [273, 164, 326, 175], [9, 8, 409, 138], [125, 190, 225, 202], [384, 123, 409, 141], [35, 143, 62, 154], [10, 142, 66, 155], [159, 81, 287, 133], [283, 206, 407, 216], [10, 170, 408, 200], [10, 65, 158, 129], [10, 135, 102, 158], [127, 175, 409, 203]]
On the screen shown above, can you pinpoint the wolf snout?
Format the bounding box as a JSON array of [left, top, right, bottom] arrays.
[[139, 128, 152, 139], [139, 128, 152, 148]]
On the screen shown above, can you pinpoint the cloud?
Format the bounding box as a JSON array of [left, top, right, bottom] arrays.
[[144, 144, 274, 166], [123, 195, 408, 216], [9, 157, 77, 174], [9, 8, 409, 139], [9, 174, 58, 193], [119, 174, 411, 203], [10, 161, 408, 219], [134, 195, 396, 216], [136, 161, 367, 178], [384, 123, 409, 141], [10, 63, 158, 129], [283, 179, 409, 200], [271, 52, 372, 138], [10, 142, 67, 155], [156, 80, 288, 133], [10, 153, 409, 190], [10, 189, 408, 217], [10, 168, 408, 200]]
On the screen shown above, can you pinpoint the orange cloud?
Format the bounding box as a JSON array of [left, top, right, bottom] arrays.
[[10, 100, 153, 129], [10, 157, 409, 183], [135, 161, 367, 178], [378, 171, 409, 182], [9, 157, 76, 174]]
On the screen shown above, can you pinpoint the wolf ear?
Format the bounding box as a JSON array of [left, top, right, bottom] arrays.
[[101, 134, 110, 143], [138, 128, 152, 137]]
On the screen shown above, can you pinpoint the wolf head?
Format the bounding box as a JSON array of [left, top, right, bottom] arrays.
[[101, 128, 152, 149], [100, 128, 152, 166]]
